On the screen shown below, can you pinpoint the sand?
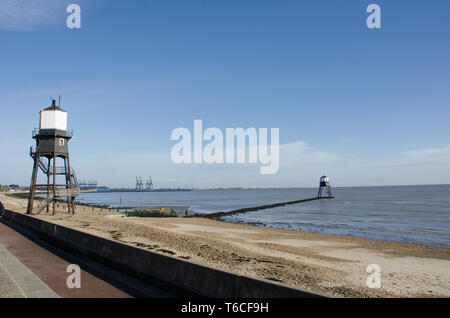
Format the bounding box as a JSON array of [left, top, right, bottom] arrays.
[[1, 192, 449, 298]]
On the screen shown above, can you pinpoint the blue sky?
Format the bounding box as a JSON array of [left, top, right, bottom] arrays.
[[1, 0, 449, 188]]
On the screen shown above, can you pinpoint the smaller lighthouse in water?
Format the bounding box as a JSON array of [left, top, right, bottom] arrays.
[[317, 175, 333, 198]]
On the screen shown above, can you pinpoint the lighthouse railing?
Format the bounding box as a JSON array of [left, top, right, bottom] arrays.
[[32, 128, 73, 138]]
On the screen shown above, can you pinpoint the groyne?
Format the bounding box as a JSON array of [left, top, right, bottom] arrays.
[[202, 196, 334, 219]]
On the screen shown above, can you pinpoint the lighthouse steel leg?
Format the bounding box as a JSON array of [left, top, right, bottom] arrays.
[[52, 155, 56, 215], [27, 153, 40, 215], [64, 156, 70, 214], [66, 153, 75, 214], [46, 158, 51, 213]]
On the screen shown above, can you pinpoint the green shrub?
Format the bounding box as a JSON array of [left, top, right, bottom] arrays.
[[124, 208, 177, 218]]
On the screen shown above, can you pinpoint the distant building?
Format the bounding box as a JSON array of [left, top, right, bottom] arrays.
[[78, 180, 110, 192], [78, 180, 98, 190], [8, 184, 20, 191]]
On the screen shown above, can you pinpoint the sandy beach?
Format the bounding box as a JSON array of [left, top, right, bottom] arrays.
[[1, 192, 449, 298]]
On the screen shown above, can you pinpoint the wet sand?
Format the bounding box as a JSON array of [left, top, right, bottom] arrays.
[[1, 193, 449, 298]]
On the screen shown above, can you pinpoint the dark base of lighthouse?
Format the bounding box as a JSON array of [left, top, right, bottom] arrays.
[[317, 186, 333, 199], [27, 132, 79, 215]]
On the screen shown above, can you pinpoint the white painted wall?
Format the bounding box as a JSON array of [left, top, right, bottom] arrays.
[[40, 110, 67, 130]]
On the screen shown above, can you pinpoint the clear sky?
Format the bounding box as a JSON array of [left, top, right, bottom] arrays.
[[1, 0, 449, 188]]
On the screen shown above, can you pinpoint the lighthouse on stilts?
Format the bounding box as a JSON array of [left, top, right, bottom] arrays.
[[317, 175, 333, 199], [27, 99, 80, 215]]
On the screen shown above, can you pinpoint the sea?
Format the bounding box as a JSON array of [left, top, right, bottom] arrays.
[[75, 185, 450, 248]]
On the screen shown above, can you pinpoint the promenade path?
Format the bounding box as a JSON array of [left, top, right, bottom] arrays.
[[0, 221, 130, 298]]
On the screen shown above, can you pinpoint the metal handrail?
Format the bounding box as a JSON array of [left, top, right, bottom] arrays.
[[32, 128, 73, 138], [29, 149, 77, 179]]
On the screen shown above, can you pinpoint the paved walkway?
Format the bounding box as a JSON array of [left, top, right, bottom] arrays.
[[0, 244, 59, 298], [0, 221, 130, 298]]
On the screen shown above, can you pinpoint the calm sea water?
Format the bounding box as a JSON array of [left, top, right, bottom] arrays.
[[76, 185, 450, 248]]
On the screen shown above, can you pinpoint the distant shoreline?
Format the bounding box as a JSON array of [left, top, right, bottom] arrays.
[[5, 183, 450, 195], [87, 183, 450, 192]]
